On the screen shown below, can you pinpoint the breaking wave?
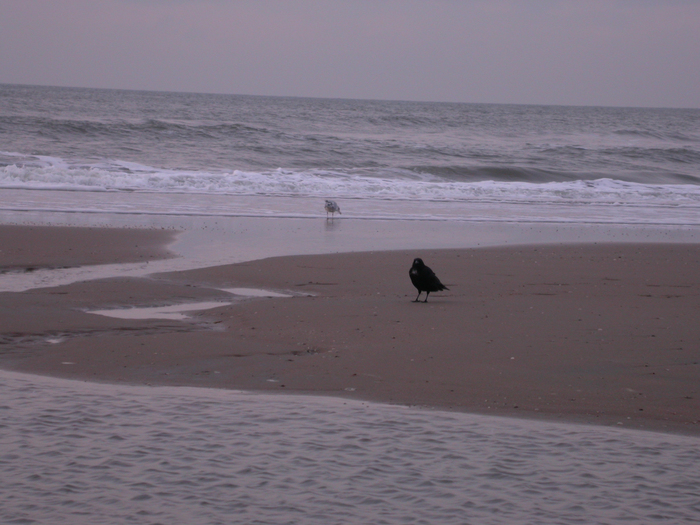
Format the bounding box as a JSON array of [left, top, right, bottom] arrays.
[[2, 153, 700, 211]]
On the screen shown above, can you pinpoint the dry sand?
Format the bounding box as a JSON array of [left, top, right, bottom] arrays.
[[1, 225, 698, 435]]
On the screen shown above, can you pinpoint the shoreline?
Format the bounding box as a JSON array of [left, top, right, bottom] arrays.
[[1, 224, 698, 436]]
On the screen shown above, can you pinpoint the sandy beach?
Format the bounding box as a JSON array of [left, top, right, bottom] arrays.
[[1, 224, 698, 435]]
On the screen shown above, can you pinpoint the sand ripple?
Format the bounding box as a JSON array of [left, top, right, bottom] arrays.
[[1, 371, 698, 525]]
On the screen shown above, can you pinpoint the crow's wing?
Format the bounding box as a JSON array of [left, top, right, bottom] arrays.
[[424, 266, 448, 291]]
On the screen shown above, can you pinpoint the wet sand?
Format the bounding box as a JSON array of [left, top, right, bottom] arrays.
[[0, 225, 176, 272], [1, 225, 698, 435]]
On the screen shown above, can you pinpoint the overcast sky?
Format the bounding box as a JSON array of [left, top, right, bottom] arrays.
[[1, 0, 698, 108]]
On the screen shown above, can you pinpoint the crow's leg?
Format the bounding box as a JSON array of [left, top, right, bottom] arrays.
[[423, 291, 430, 303], [413, 290, 422, 302]]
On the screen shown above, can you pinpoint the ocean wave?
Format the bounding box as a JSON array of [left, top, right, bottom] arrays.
[[409, 165, 584, 183], [2, 154, 700, 209], [601, 146, 700, 165], [0, 114, 278, 141], [613, 128, 700, 142]]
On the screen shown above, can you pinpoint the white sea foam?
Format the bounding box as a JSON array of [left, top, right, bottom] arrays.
[[1, 153, 699, 204], [2, 155, 700, 225]]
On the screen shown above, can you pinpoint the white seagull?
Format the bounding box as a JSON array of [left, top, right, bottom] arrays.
[[324, 199, 341, 218]]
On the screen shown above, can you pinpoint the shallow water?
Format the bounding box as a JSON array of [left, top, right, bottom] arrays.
[[2, 370, 698, 525], [88, 289, 292, 320], [2, 208, 699, 294], [224, 288, 294, 298], [88, 301, 234, 321]]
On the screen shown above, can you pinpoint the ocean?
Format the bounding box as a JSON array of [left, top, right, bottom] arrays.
[[2, 83, 700, 225], [2, 84, 700, 524]]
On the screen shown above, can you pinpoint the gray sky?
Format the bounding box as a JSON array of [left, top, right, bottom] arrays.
[[1, 0, 699, 108]]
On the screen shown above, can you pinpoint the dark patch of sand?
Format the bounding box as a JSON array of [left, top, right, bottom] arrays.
[[0, 225, 176, 272]]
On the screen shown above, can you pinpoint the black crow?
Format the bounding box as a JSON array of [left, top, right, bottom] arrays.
[[324, 200, 341, 218], [409, 258, 449, 302]]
